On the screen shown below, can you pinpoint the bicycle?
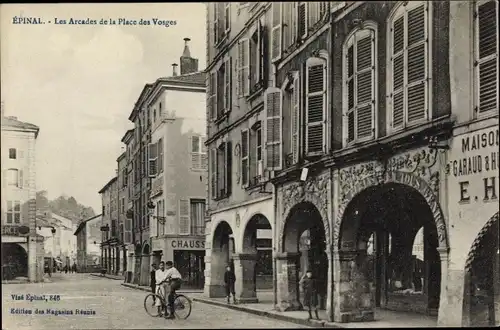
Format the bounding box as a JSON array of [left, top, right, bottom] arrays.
[[143, 285, 192, 320]]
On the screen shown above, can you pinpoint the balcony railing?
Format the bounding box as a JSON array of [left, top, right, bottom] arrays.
[[190, 226, 205, 236]]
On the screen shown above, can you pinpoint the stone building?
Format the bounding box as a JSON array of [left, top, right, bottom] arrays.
[[204, 1, 499, 327], [148, 39, 207, 289], [98, 176, 119, 274], [1, 113, 43, 282]]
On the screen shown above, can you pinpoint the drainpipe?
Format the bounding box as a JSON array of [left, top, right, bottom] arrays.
[[272, 182, 278, 307]]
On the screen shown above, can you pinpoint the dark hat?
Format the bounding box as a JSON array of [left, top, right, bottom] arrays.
[[306, 269, 312, 273]]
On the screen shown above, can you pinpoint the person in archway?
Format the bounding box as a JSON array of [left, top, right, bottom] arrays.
[[224, 265, 237, 304], [300, 270, 319, 320]]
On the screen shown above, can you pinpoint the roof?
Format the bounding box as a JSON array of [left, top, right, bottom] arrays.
[[117, 151, 126, 162], [98, 176, 117, 194], [128, 84, 154, 122], [121, 129, 134, 144], [74, 214, 102, 236], [1, 116, 40, 138], [157, 71, 206, 87]]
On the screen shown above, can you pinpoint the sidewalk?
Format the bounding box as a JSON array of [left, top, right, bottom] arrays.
[[90, 273, 124, 280], [121, 283, 437, 328]]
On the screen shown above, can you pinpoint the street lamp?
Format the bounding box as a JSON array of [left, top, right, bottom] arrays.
[[147, 201, 166, 224], [50, 227, 56, 275]]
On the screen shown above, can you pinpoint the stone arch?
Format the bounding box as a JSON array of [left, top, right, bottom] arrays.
[[241, 213, 272, 254], [464, 212, 499, 273], [1, 243, 29, 279], [280, 174, 330, 252], [335, 170, 448, 250]]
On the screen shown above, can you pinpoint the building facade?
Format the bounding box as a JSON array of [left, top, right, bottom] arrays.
[[117, 152, 128, 275], [74, 214, 102, 271], [98, 176, 118, 274], [1, 114, 44, 282], [121, 129, 135, 283], [205, 1, 499, 327], [148, 39, 207, 289]]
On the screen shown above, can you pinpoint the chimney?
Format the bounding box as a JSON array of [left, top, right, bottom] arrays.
[[180, 37, 199, 75], [172, 63, 178, 76]]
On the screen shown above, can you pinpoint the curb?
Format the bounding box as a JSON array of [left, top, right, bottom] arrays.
[[192, 297, 344, 328], [90, 273, 124, 281]]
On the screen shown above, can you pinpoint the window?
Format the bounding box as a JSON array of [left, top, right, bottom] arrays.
[[102, 206, 106, 216], [122, 169, 127, 187], [249, 20, 266, 92], [271, 2, 283, 62], [6, 169, 22, 187], [305, 56, 327, 156], [158, 138, 164, 173], [208, 71, 217, 120], [6, 201, 21, 224], [121, 198, 125, 213], [148, 142, 158, 177], [265, 87, 283, 170], [474, 0, 499, 115], [216, 61, 228, 118], [214, 3, 227, 45], [343, 27, 376, 146], [238, 38, 250, 97], [211, 141, 232, 199], [179, 199, 190, 235], [9, 148, 16, 159], [225, 3, 231, 33], [190, 199, 206, 236], [388, 1, 431, 132], [249, 123, 264, 185], [298, 2, 308, 39], [241, 130, 249, 186], [190, 135, 207, 171], [224, 58, 232, 114], [282, 72, 300, 165], [159, 102, 163, 115]]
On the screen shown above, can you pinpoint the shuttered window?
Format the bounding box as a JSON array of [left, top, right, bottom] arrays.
[[305, 57, 327, 156], [238, 38, 250, 97], [225, 3, 231, 33], [210, 148, 217, 199], [214, 3, 226, 45], [283, 2, 293, 49], [178, 199, 190, 235], [298, 2, 308, 39], [319, 2, 329, 19], [217, 63, 225, 117], [389, 2, 430, 131], [225, 141, 233, 195], [190, 135, 207, 171], [157, 138, 164, 173], [291, 74, 300, 163], [224, 57, 232, 113], [344, 28, 376, 146], [148, 142, 158, 177], [271, 2, 282, 62], [475, 0, 499, 115], [208, 71, 217, 120], [241, 130, 249, 186], [265, 87, 283, 170]]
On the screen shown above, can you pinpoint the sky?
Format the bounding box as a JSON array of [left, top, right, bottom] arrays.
[[1, 3, 206, 213]]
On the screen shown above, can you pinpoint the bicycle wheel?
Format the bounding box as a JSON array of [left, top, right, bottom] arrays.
[[173, 294, 192, 319], [144, 294, 164, 317]]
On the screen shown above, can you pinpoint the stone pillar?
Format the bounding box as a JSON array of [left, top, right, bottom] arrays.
[[333, 250, 374, 323], [206, 243, 230, 298], [436, 248, 452, 326], [325, 248, 334, 322], [116, 246, 120, 275], [27, 235, 37, 282], [233, 253, 259, 303], [140, 253, 150, 286], [493, 249, 500, 326], [275, 252, 302, 311]]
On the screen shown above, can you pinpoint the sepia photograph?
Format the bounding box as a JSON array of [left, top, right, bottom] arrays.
[[1, 1, 499, 329]]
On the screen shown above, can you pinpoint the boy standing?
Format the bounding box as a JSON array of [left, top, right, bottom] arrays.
[[223, 265, 237, 304], [300, 270, 319, 320]]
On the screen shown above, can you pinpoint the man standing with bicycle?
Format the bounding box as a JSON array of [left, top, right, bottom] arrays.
[[163, 261, 182, 319], [155, 261, 169, 317]]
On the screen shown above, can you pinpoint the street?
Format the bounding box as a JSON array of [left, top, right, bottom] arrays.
[[2, 274, 306, 329]]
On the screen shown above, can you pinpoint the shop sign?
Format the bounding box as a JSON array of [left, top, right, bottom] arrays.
[[2, 225, 30, 236], [170, 238, 205, 250], [446, 126, 499, 204]]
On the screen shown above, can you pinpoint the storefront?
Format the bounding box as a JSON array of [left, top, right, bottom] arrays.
[[446, 124, 499, 327], [163, 237, 206, 289]]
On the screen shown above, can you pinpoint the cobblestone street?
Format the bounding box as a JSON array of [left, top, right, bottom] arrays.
[[2, 274, 307, 329]]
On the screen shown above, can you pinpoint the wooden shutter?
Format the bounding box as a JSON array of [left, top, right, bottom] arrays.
[[18, 169, 24, 188], [208, 71, 215, 120], [346, 43, 356, 144], [241, 130, 249, 186], [309, 2, 318, 26], [406, 3, 428, 123], [217, 146, 225, 197], [210, 148, 217, 199], [355, 30, 375, 141], [475, 0, 499, 113], [249, 129, 257, 182], [265, 87, 283, 170], [190, 136, 201, 170], [148, 143, 157, 177], [319, 2, 329, 19], [391, 15, 405, 130], [225, 3, 231, 33], [213, 3, 219, 44], [225, 141, 232, 195], [271, 2, 282, 62], [291, 2, 298, 43], [201, 137, 208, 170], [298, 2, 308, 39], [179, 199, 190, 235], [217, 64, 225, 117], [210, 72, 217, 120], [258, 20, 266, 84], [157, 138, 164, 173], [306, 58, 326, 155], [238, 39, 250, 97], [283, 2, 292, 49], [224, 57, 232, 113], [292, 75, 300, 163]]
